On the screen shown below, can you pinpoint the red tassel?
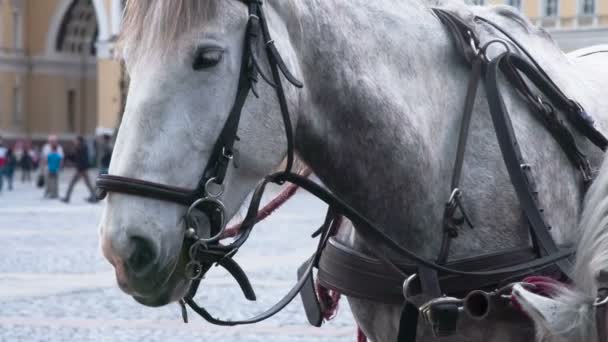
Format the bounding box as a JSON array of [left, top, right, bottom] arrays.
[[316, 282, 342, 320], [357, 327, 368, 342]]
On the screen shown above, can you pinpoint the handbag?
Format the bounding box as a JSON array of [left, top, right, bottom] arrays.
[[37, 173, 45, 188]]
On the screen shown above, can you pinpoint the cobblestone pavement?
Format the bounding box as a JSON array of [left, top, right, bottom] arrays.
[[0, 169, 356, 341]]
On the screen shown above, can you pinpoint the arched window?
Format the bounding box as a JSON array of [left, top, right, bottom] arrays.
[[56, 0, 98, 55]]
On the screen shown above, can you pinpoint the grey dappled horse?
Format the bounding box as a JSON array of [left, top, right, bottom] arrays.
[[98, 0, 608, 341]]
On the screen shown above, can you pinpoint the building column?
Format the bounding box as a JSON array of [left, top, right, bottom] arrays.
[[96, 58, 122, 136], [0, 0, 4, 48], [93, 0, 123, 136]]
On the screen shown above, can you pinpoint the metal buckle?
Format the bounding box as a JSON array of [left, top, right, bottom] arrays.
[[222, 147, 234, 160], [420, 297, 462, 337], [466, 31, 480, 57], [447, 188, 462, 208], [595, 289, 608, 307], [403, 274, 418, 299]]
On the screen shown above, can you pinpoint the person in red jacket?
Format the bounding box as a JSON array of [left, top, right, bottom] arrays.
[[0, 137, 7, 193]]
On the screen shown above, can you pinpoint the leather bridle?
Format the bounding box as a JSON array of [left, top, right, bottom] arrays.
[[96, 1, 608, 340]]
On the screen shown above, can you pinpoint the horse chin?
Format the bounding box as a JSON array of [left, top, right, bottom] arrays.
[[130, 259, 192, 307], [132, 277, 191, 307], [127, 242, 193, 307]]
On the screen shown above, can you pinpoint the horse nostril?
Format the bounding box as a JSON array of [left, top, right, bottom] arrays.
[[127, 236, 158, 275]]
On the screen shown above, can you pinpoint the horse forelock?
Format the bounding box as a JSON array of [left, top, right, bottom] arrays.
[[119, 0, 221, 61], [119, 0, 304, 63]]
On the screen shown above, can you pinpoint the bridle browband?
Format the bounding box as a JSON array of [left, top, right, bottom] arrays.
[[96, 2, 608, 339]]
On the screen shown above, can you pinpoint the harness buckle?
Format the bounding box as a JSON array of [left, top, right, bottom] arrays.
[[402, 274, 418, 299], [222, 147, 234, 160], [420, 297, 462, 337], [595, 288, 608, 307], [445, 189, 474, 232], [466, 30, 480, 57]]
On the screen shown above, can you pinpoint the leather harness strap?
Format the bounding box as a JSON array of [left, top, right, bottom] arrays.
[[484, 52, 574, 275], [597, 289, 608, 342], [476, 15, 608, 152], [317, 238, 562, 304]]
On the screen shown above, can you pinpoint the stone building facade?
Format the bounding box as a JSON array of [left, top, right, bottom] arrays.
[[0, 0, 123, 143], [485, 0, 608, 49]]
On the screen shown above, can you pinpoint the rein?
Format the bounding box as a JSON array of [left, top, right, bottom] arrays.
[[96, 2, 608, 341], [221, 167, 312, 239]]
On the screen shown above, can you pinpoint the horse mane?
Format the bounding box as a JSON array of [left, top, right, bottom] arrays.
[[432, 1, 555, 48], [522, 156, 608, 341], [574, 157, 608, 296], [119, 0, 220, 60], [481, 4, 558, 46]]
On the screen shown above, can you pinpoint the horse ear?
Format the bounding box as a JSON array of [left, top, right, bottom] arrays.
[[512, 284, 568, 332]]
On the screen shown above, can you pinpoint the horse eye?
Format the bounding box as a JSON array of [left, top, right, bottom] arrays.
[[192, 48, 224, 70]]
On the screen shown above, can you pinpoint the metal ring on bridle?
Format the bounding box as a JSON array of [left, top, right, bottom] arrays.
[[185, 260, 204, 280], [186, 197, 227, 243], [205, 177, 225, 198], [480, 39, 511, 61], [189, 239, 208, 261]]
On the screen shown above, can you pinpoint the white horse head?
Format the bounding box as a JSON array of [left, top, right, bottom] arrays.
[[99, 1, 302, 306]]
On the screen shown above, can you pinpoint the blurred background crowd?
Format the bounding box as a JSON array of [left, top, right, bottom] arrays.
[[0, 133, 112, 203]]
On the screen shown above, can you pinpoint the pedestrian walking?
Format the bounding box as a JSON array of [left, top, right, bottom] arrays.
[[20, 145, 34, 183], [3, 148, 17, 191], [39, 135, 64, 192], [45, 144, 63, 199], [0, 137, 7, 193], [61, 136, 97, 203], [98, 134, 113, 175]]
